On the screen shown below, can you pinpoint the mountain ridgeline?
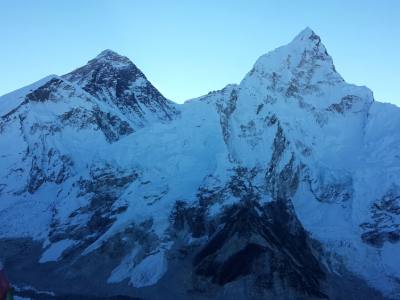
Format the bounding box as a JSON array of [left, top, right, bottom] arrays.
[[0, 28, 399, 300]]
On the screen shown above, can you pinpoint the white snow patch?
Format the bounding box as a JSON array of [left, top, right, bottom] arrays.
[[129, 250, 167, 287], [39, 239, 76, 263], [108, 248, 140, 284], [108, 250, 167, 288]]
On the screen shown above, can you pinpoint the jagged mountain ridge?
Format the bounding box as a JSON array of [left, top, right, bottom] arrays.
[[0, 28, 399, 299]]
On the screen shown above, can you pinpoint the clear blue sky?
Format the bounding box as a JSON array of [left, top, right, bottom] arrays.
[[0, 0, 399, 105]]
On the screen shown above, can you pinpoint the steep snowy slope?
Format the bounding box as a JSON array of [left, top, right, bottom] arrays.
[[0, 28, 399, 300]]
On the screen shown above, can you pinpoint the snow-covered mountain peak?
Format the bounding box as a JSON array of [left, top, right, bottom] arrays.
[[64, 49, 141, 84], [62, 50, 178, 127], [89, 49, 133, 68], [292, 26, 320, 44], [246, 28, 343, 92], [95, 49, 125, 59]]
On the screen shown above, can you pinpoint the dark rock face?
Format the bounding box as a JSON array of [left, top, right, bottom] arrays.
[[216, 88, 238, 149], [170, 200, 209, 238], [92, 108, 134, 143], [361, 186, 400, 247], [190, 198, 326, 299], [328, 95, 362, 114], [26, 78, 64, 102], [168, 167, 328, 299], [60, 107, 134, 143], [27, 149, 73, 193], [48, 164, 138, 246], [266, 123, 300, 199], [25, 78, 84, 104]]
